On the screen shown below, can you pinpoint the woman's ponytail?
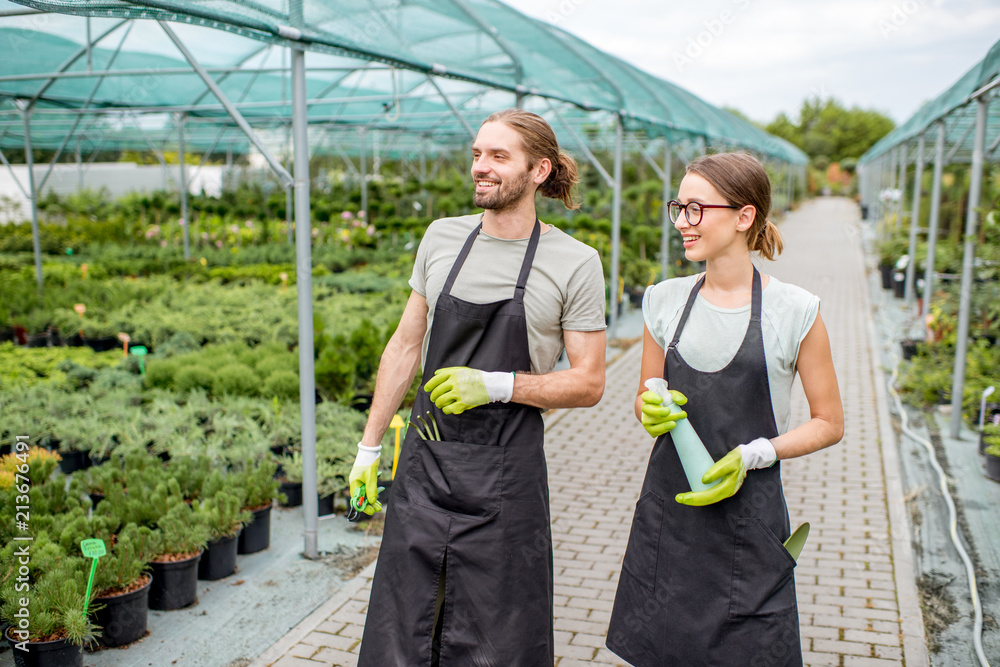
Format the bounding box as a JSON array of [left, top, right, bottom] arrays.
[[751, 219, 784, 261]]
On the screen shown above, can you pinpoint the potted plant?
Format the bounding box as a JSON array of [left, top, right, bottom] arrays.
[[984, 436, 1000, 482], [982, 421, 1000, 458], [276, 451, 304, 507], [232, 458, 282, 554], [1, 536, 95, 667], [57, 514, 154, 648], [146, 503, 210, 610], [195, 490, 250, 581]]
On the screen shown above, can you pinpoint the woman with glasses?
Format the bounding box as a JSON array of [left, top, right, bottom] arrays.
[[606, 152, 843, 666]]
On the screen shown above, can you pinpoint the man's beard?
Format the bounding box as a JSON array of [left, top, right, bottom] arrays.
[[473, 169, 532, 211]]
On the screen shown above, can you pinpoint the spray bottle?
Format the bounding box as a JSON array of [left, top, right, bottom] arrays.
[[645, 378, 721, 493]]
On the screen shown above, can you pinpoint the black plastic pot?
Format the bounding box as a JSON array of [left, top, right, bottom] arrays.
[[279, 480, 302, 507], [986, 453, 1000, 482], [64, 333, 85, 347], [84, 336, 118, 353], [900, 339, 920, 361], [148, 552, 201, 610], [318, 494, 335, 516], [4, 626, 83, 667], [238, 505, 271, 554], [892, 272, 905, 299], [57, 450, 91, 475], [879, 263, 893, 290], [25, 332, 52, 348], [91, 574, 151, 647], [198, 532, 240, 581]]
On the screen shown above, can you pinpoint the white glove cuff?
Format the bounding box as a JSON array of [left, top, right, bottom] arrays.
[[355, 442, 381, 467], [483, 371, 515, 404], [739, 438, 777, 470]]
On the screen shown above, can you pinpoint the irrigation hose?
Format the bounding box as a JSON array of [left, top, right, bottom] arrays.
[[878, 303, 990, 666]]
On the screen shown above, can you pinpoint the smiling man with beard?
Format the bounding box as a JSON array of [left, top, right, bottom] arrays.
[[351, 108, 607, 666]]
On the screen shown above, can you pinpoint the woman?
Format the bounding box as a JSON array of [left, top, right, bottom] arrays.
[[606, 152, 843, 666]]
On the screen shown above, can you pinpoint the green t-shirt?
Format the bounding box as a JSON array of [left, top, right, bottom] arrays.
[[409, 214, 606, 375]]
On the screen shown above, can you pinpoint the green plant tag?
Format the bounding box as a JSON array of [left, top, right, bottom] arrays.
[[130, 345, 149, 375], [81, 538, 106, 558], [81, 538, 107, 618]]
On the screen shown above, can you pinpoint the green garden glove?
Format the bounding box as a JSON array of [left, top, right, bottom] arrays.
[[349, 443, 383, 515], [675, 438, 776, 506], [640, 389, 688, 438], [424, 366, 514, 415]]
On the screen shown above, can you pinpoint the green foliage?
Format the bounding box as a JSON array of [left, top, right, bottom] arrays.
[[897, 344, 953, 407], [262, 370, 299, 400], [148, 503, 210, 558], [196, 490, 252, 540], [0, 533, 97, 645], [765, 97, 895, 163], [212, 363, 259, 397], [56, 515, 154, 596], [0, 342, 120, 389], [230, 458, 281, 510]]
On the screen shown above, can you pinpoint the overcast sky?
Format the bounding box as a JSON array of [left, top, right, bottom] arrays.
[[502, 0, 1000, 125]]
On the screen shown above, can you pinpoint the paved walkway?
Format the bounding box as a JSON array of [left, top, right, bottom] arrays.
[[252, 198, 928, 667]]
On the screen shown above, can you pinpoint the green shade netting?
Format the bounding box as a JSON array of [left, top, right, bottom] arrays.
[[860, 37, 1000, 165], [2, 0, 806, 163]]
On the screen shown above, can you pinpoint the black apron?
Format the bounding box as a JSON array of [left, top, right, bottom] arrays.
[[607, 268, 802, 667], [360, 221, 553, 667]]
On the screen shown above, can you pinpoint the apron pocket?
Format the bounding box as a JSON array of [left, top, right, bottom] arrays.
[[729, 517, 797, 618], [406, 439, 504, 520], [621, 492, 663, 591]]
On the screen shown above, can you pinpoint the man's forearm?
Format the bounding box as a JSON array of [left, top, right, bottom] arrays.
[[360, 336, 422, 448], [510, 366, 604, 410]]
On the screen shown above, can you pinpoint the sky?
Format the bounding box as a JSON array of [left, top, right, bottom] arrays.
[[501, 0, 1000, 126]]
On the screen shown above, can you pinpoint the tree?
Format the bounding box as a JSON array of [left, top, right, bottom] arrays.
[[765, 98, 894, 164]]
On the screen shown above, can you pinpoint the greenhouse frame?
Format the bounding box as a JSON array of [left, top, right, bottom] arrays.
[[859, 37, 1000, 439], [1, 0, 807, 556]]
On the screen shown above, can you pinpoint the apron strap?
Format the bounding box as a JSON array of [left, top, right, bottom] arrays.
[[667, 267, 762, 351], [441, 219, 542, 301]]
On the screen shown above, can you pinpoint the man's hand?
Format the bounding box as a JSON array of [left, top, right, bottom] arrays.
[[639, 389, 688, 438], [348, 444, 383, 515], [675, 438, 776, 506], [424, 367, 514, 415]]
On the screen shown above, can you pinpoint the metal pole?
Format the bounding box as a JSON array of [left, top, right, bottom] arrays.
[[923, 122, 946, 310], [158, 20, 292, 188], [949, 97, 989, 438], [905, 134, 924, 305], [290, 15, 319, 560], [177, 113, 190, 260], [608, 115, 624, 339], [896, 144, 907, 230], [359, 127, 368, 222], [20, 106, 42, 291], [285, 183, 294, 244], [660, 139, 672, 281], [75, 138, 83, 191]]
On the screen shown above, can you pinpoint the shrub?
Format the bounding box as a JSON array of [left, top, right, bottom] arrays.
[[175, 365, 214, 393], [262, 370, 299, 400], [212, 364, 259, 397]]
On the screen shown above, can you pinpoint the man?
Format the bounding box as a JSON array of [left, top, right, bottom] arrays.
[[352, 108, 607, 666]]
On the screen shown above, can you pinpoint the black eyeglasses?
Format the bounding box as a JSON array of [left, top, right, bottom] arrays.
[[667, 200, 739, 226]]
